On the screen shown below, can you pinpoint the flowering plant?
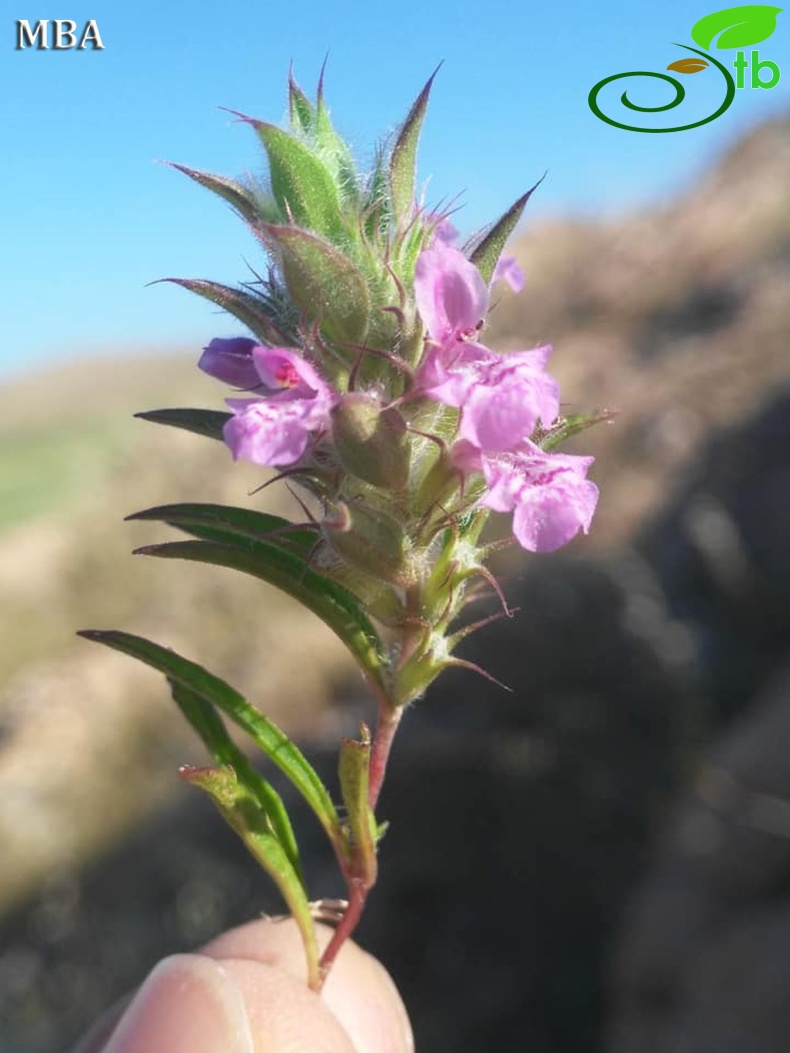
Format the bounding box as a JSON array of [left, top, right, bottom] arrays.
[[80, 70, 605, 992]]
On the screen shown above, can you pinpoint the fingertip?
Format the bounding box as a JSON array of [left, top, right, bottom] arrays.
[[202, 918, 413, 1053], [100, 953, 253, 1053]]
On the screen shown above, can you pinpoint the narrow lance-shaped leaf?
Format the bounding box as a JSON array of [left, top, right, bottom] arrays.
[[338, 726, 378, 888], [135, 408, 231, 443], [161, 278, 290, 346], [170, 680, 303, 885], [128, 502, 317, 554], [182, 764, 320, 990], [266, 225, 370, 346], [288, 69, 315, 134], [167, 163, 265, 228], [691, 5, 782, 49], [315, 72, 360, 206], [130, 534, 390, 696], [389, 68, 438, 224], [77, 630, 344, 851], [538, 409, 615, 452], [469, 180, 543, 284]]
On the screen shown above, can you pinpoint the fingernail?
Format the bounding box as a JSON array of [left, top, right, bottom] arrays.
[[102, 954, 254, 1053]]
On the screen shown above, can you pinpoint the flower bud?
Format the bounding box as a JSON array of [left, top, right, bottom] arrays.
[[199, 337, 260, 388], [331, 395, 410, 490], [323, 500, 410, 584]]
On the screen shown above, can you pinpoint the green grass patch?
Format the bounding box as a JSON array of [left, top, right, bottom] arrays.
[[0, 417, 133, 534]]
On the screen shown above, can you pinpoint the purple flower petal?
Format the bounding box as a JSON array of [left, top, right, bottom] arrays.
[[492, 255, 525, 293], [458, 350, 559, 452], [414, 245, 489, 345], [223, 398, 315, 466], [478, 443, 598, 552], [221, 351, 336, 468], [199, 337, 260, 388]]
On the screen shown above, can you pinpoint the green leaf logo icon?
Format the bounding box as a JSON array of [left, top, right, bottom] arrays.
[[691, 5, 782, 49]]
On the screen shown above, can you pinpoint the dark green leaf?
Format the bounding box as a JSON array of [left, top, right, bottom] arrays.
[[167, 163, 263, 227], [691, 5, 781, 49], [131, 539, 389, 695], [170, 681, 303, 884], [134, 408, 231, 442], [127, 502, 317, 553], [389, 69, 438, 224], [469, 181, 542, 284], [161, 278, 288, 347], [77, 630, 342, 847]]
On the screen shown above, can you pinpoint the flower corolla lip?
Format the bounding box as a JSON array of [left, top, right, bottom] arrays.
[[424, 224, 525, 294], [414, 244, 489, 346], [459, 440, 598, 552], [222, 350, 336, 467], [492, 255, 525, 293], [458, 349, 560, 452], [420, 342, 559, 454], [199, 337, 260, 388], [251, 346, 328, 402]]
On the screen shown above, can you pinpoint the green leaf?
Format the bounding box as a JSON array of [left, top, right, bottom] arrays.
[[362, 149, 390, 243], [77, 629, 343, 849], [691, 5, 782, 49], [538, 409, 615, 452], [134, 408, 231, 442], [389, 68, 438, 224], [182, 764, 320, 990], [127, 502, 317, 554], [131, 537, 390, 695], [170, 680, 303, 884], [253, 120, 345, 240], [266, 225, 370, 346], [314, 77, 360, 207], [162, 278, 289, 346], [338, 726, 378, 887], [469, 181, 543, 284], [288, 70, 315, 134], [167, 163, 264, 228]]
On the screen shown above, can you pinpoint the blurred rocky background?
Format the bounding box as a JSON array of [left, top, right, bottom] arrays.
[[0, 114, 788, 1052]]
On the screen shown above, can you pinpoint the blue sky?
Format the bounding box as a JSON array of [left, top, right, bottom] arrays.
[[1, 0, 787, 379]]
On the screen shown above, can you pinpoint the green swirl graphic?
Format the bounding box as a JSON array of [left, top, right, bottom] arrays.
[[588, 44, 736, 132]]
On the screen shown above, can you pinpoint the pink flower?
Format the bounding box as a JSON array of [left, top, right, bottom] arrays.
[[222, 348, 336, 467], [455, 440, 598, 553], [429, 345, 559, 453], [414, 246, 558, 452]]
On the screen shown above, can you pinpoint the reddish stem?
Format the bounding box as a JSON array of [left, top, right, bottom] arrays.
[[318, 878, 367, 981], [316, 701, 403, 983], [368, 702, 403, 810]]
